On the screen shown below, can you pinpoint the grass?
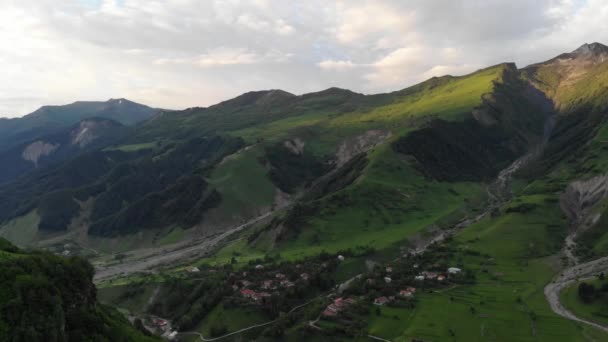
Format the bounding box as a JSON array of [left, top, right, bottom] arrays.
[[363, 189, 608, 341], [206, 145, 276, 218], [271, 143, 482, 259], [0, 210, 39, 247], [231, 64, 505, 157], [97, 283, 160, 314], [104, 142, 157, 152], [561, 278, 608, 327], [195, 304, 270, 336]]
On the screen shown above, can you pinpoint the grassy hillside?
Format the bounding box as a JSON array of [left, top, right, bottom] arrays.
[[0, 238, 157, 341]]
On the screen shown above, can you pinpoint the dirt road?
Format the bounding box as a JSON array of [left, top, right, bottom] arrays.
[[544, 255, 608, 333]]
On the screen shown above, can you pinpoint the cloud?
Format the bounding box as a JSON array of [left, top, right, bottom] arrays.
[[317, 60, 358, 71], [154, 48, 292, 67], [1, 0, 607, 117]]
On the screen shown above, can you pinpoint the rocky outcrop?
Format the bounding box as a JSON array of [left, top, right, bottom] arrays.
[[336, 129, 391, 167], [21, 140, 59, 166], [70, 119, 113, 148], [560, 175, 608, 228], [283, 138, 305, 155]]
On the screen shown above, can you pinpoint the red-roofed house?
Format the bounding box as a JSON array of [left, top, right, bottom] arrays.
[[374, 297, 391, 306]]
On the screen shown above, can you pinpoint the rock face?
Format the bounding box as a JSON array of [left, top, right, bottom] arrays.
[[560, 175, 608, 227], [21, 141, 59, 166], [283, 138, 305, 155], [70, 119, 114, 148], [336, 129, 391, 167]]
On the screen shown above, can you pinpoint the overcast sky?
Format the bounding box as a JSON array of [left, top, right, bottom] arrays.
[[1, 0, 607, 117]]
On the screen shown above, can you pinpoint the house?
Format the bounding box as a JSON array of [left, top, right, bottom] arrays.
[[386, 267, 393, 273], [406, 287, 417, 293], [374, 296, 391, 306], [399, 290, 413, 298], [153, 318, 168, 328], [187, 266, 200, 273], [322, 297, 356, 317], [448, 267, 462, 274], [231, 284, 239, 291], [300, 273, 310, 280], [413, 264, 419, 269], [253, 292, 271, 301], [261, 280, 275, 290], [275, 273, 286, 279], [255, 264, 264, 270], [437, 275, 446, 281], [323, 307, 338, 317], [240, 289, 256, 299], [280, 279, 295, 288], [241, 280, 253, 288], [415, 275, 425, 281], [384, 277, 392, 284], [425, 272, 438, 280], [338, 255, 345, 261]]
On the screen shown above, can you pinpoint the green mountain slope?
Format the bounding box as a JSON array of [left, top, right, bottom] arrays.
[[0, 238, 157, 342], [0, 118, 128, 185]]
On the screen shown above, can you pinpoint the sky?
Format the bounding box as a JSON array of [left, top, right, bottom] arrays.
[[1, 0, 607, 117]]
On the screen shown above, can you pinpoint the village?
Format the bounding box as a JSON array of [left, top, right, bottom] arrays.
[[130, 241, 471, 340]]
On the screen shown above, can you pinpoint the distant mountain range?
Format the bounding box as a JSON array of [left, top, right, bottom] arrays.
[[0, 98, 160, 152]]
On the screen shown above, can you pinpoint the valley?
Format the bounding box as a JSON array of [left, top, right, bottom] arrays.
[[2, 43, 608, 341]]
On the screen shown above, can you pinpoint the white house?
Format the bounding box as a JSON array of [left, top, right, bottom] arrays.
[[448, 267, 462, 274]]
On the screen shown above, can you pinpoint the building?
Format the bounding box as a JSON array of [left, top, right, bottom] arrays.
[[300, 273, 310, 280], [255, 264, 264, 270], [240, 289, 256, 299], [415, 275, 425, 281], [399, 290, 413, 297], [448, 267, 462, 274], [437, 275, 446, 281], [425, 272, 438, 280], [338, 255, 345, 261], [275, 273, 286, 279], [374, 296, 391, 306], [280, 279, 295, 288], [323, 297, 356, 317], [386, 267, 393, 273], [384, 277, 392, 283], [261, 280, 275, 290], [187, 266, 200, 273]]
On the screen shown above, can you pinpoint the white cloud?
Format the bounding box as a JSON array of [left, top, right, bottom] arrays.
[[1, 0, 607, 117], [317, 60, 358, 71]]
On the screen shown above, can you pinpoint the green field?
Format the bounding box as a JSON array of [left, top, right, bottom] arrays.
[[206, 145, 277, 219], [0, 210, 39, 247], [363, 193, 607, 341], [561, 278, 608, 327]]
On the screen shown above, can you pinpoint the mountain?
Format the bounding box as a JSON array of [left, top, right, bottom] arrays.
[[0, 238, 158, 341], [0, 118, 128, 185], [3, 43, 608, 341], [0, 98, 160, 152]]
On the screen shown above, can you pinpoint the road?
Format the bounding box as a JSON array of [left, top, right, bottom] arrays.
[[94, 210, 276, 282], [544, 255, 608, 333]]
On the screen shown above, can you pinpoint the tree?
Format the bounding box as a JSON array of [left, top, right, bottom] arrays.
[[578, 282, 596, 303]]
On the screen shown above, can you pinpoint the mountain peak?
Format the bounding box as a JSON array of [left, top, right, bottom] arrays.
[[572, 42, 608, 56]]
